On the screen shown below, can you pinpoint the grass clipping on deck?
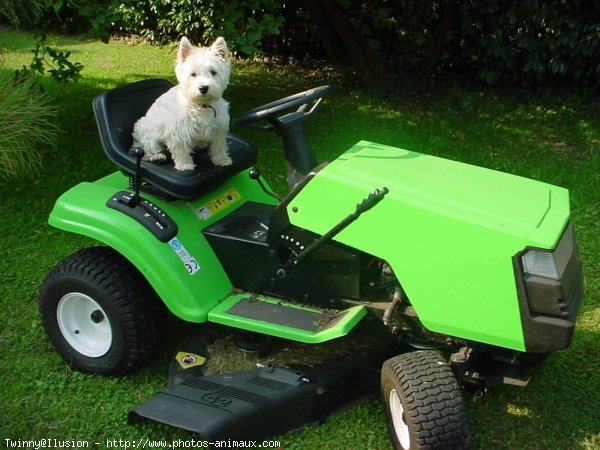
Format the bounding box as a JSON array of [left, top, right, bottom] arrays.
[[204, 329, 381, 376]]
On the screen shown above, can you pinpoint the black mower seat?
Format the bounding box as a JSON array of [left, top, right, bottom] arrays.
[[93, 79, 257, 200]]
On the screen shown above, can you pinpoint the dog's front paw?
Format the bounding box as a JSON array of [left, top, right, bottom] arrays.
[[144, 153, 167, 162], [174, 162, 196, 171], [211, 153, 233, 166]]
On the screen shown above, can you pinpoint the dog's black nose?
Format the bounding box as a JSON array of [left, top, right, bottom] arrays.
[[199, 86, 209, 95]]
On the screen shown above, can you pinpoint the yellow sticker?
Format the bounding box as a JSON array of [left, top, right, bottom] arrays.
[[196, 188, 241, 220], [175, 351, 207, 369]]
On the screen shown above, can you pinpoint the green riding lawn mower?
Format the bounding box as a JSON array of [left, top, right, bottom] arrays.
[[39, 79, 584, 449]]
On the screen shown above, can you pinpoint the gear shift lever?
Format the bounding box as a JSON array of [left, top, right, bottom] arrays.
[[129, 146, 145, 207]]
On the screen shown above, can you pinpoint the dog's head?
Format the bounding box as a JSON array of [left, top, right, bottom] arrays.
[[175, 36, 231, 104]]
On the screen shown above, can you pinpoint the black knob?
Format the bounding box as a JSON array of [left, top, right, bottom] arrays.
[[248, 167, 281, 201], [249, 168, 260, 180], [130, 146, 145, 159]]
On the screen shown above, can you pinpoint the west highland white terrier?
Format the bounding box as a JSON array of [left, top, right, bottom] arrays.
[[132, 36, 232, 171]]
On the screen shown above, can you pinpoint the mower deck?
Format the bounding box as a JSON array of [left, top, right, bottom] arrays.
[[129, 331, 393, 441], [130, 365, 321, 440]]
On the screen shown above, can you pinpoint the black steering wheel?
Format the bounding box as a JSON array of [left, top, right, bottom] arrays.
[[233, 85, 331, 130]]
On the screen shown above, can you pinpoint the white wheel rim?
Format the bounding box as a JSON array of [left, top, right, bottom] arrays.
[[56, 293, 113, 357], [389, 388, 411, 449]]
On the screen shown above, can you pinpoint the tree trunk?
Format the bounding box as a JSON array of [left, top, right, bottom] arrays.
[[424, 0, 456, 76], [303, 0, 393, 89]]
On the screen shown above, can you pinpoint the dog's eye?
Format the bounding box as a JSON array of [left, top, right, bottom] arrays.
[[210, 70, 217, 76], [191, 72, 197, 77]]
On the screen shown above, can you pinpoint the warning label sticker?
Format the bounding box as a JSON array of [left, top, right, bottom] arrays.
[[195, 188, 241, 220], [175, 351, 207, 369], [168, 237, 200, 275]]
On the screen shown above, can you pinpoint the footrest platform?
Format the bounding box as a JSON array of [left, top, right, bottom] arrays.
[[208, 293, 366, 343]]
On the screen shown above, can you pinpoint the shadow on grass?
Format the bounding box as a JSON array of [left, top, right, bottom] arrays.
[[467, 325, 600, 450], [0, 27, 100, 53]]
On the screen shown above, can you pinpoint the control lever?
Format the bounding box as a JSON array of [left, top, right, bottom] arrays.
[[107, 147, 178, 242], [249, 168, 281, 201], [286, 187, 389, 270], [130, 146, 145, 207]]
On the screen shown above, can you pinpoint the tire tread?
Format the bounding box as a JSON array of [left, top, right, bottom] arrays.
[[382, 350, 470, 449], [39, 246, 165, 376]]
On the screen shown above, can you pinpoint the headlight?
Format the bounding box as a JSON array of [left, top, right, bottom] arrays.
[[519, 223, 580, 318], [521, 250, 560, 280], [514, 222, 584, 353], [521, 223, 574, 281]]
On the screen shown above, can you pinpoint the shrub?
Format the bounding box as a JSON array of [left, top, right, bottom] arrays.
[[456, 0, 600, 87], [115, 0, 284, 57], [0, 73, 58, 180], [22, 0, 600, 88], [14, 34, 83, 82], [0, 0, 46, 27]]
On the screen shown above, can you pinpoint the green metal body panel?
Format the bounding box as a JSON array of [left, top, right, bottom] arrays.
[[287, 141, 571, 351], [208, 293, 367, 343], [49, 170, 277, 322], [49, 141, 571, 350]]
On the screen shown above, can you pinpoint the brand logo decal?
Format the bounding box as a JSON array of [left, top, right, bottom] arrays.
[[200, 393, 232, 408]]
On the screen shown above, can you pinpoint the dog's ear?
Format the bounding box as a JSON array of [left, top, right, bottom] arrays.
[[211, 37, 229, 61], [178, 37, 193, 63]]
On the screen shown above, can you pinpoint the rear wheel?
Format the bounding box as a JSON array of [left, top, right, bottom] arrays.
[[381, 350, 470, 450], [39, 246, 166, 376]]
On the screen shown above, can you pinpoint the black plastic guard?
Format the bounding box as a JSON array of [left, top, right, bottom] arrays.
[[129, 365, 317, 440]]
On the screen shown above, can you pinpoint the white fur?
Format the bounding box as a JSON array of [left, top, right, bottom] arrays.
[[132, 37, 232, 171]]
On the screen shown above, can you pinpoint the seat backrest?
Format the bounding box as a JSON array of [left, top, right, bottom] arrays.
[[93, 78, 174, 174]]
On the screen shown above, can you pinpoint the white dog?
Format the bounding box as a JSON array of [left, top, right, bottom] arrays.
[[132, 36, 232, 171]]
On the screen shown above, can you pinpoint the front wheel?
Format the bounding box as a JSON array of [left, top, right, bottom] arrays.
[[381, 350, 470, 450], [39, 246, 166, 376]]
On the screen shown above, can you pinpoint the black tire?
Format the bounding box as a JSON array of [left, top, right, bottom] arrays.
[[39, 246, 166, 376], [381, 350, 470, 450]]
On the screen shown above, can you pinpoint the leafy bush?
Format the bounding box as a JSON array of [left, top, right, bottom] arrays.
[[78, 0, 128, 43], [38, 0, 284, 57], [0, 0, 47, 27], [0, 1, 65, 181], [22, 0, 600, 88], [24, 0, 125, 40], [314, 0, 599, 88], [0, 73, 58, 180], [14, 34, 83, 82], [336, 0, 439, 73], [211, 1, 284, 56], [116, 0, 284, 57], [456, 0, 600, 87]]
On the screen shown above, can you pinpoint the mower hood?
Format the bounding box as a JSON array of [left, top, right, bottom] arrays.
[[294, 141, 568, 246], [287, 141, 571, 351]]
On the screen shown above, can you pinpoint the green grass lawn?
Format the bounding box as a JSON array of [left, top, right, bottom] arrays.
[[1, 30, 599, 449]]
